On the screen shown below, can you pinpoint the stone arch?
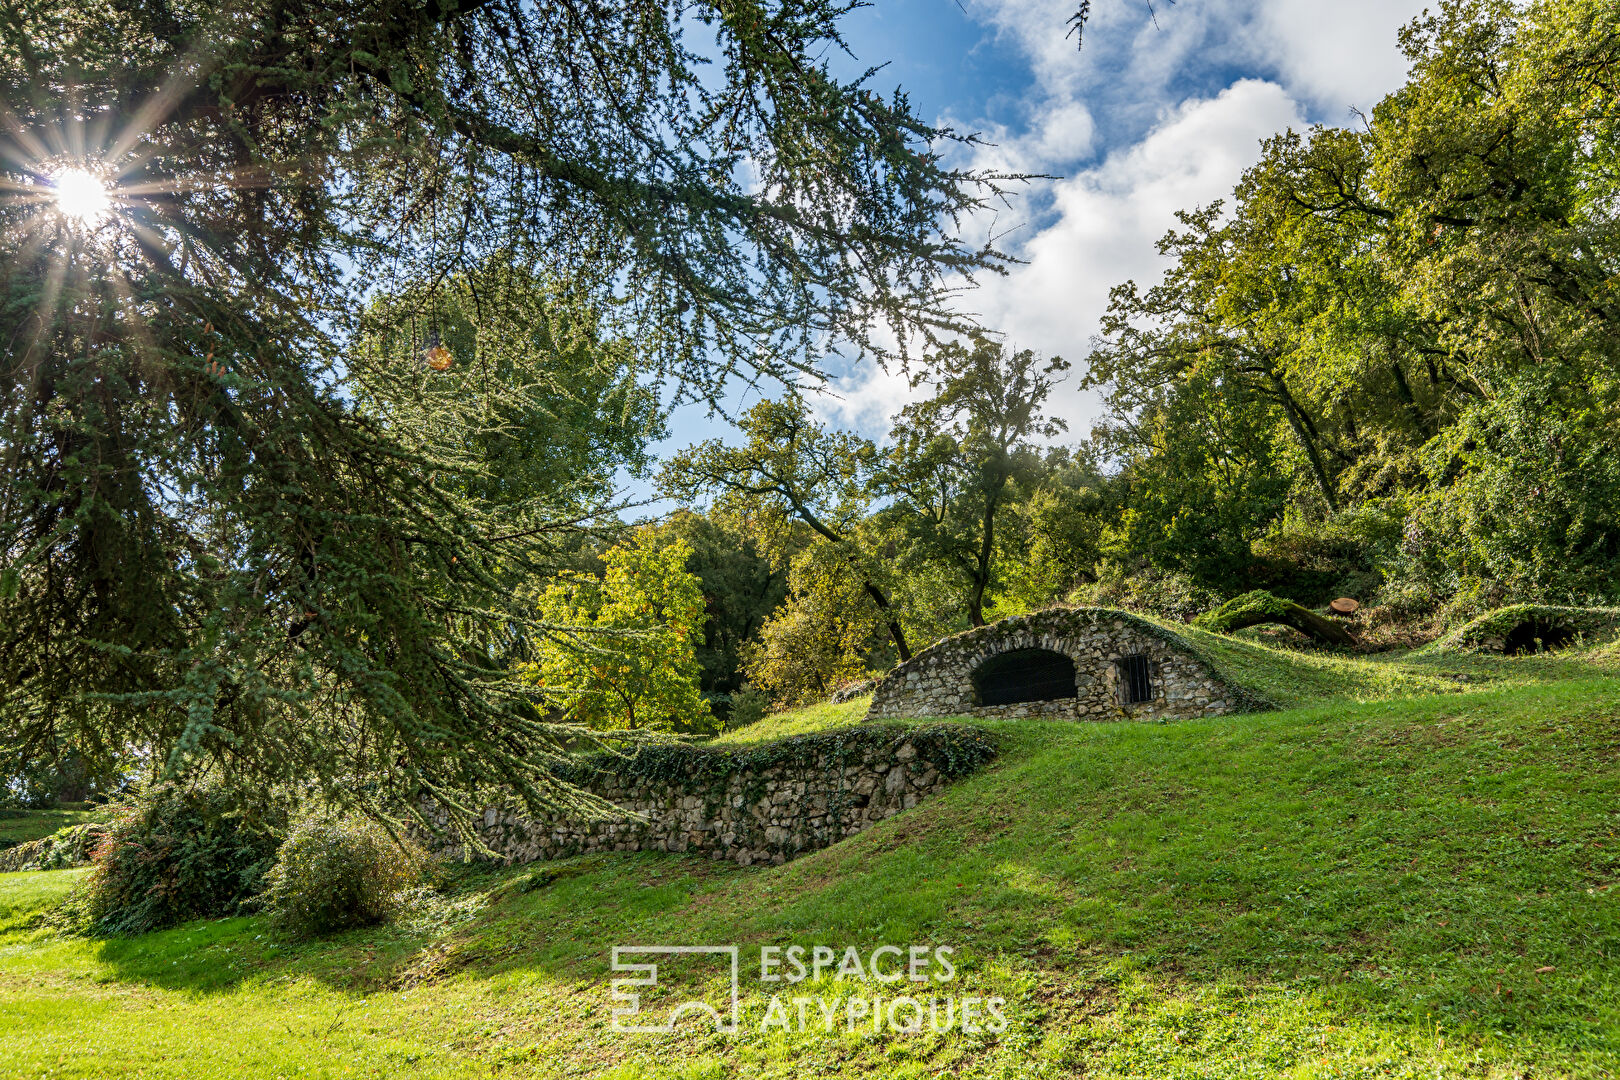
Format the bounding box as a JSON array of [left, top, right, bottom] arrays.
[[971, 648, 1077, 707], [865, 607, 1261, 724], [1502, 618, 1576, 655], [1434, 604, 1620, 655]]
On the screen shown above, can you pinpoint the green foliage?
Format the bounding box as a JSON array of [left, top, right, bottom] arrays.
[[262, 816, 427, 939], [525, 534, 709, 732], [661, 397, 915, 664], [556, 722, 998, 791], [641, 512, 787, 719], [0, 0, 1011, 840], [994, 448, 1116, 614], [720, 686, 771, 732], [1086, 339, 1293, 587], [0, 823, 104, 873], [1248, 507, 1398, 605], [1073, 561, 1224, 622], [2, 750, 123, 811], [878, 334, 1069, 627], [742, 544, 886, 708], [1081, 0, 1620, 611], [65, 784, 288, 936], [353, 264, 665, 534]]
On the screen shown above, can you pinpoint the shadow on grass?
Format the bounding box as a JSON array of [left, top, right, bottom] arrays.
[[13, 674, 1618, 1074]]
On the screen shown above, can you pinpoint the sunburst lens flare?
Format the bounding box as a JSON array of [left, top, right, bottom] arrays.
[[53, 168, 112, 225]]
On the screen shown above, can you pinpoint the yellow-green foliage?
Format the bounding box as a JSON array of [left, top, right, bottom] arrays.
[[743, 544, 881, 708], [262, 816, 425, 939], [1192, 589, 1295, 633], [525, 535, 709, 731]]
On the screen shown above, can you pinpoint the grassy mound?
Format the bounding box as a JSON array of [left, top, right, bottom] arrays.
[[0, 805, 101, 850], [0, 823, 103, 872], [1428, 604, 1620, 656], [2, 658, 1618, 1078]]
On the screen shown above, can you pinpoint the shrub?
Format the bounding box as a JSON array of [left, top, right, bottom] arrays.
[[69, 783, 288, 936], [262, 816, 426, 938], [1072, 562, 1223, 622], [721, 686, 770, 730], [1248, 508, 1397, 605], [0, 822, 105, 873]]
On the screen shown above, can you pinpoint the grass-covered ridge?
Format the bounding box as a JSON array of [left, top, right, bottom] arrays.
[[2, 647, 1618, 1078], [560, 720, 996, 786], [1426, 604, 1620, 655], [0, 806, 100, 850]]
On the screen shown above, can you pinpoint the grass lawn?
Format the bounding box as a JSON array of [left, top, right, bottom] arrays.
[[2, 641, 1617, 1078], [0, 807, 101, 849]]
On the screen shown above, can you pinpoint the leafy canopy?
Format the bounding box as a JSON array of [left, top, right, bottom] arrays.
[[0, 0, 1013, 831], [524, 536, 710, 733]]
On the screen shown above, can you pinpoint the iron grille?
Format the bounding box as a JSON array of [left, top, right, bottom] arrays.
[[1115, 654, 1154, 705]]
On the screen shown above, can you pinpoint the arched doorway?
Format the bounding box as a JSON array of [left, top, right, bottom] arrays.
[[1502, 618, 1576, 655], [972, 649, 1077, 707]]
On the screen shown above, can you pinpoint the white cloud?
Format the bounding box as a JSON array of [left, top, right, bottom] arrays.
[[825, 79, 1305, 435], [1252, 0, 1425, 117], [817, 0, 1429, 439]]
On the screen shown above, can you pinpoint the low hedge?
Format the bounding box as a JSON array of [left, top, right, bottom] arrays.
[[0, 823, 104, 872]]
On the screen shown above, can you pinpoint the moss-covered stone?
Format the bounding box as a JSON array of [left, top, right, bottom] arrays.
[[1194, 590, 1356, 646], [867, 607, 1270, 722], [428, 722, 998, 867]]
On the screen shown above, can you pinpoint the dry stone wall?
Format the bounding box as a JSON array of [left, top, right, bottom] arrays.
[[867, 608, 1263, 723], [428, 725, 996, 868]]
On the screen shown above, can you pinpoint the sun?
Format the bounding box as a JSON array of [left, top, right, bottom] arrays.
[[53, 168, 112, 225]]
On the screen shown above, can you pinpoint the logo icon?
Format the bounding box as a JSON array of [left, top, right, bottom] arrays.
[[610, 946, 741, 1034]]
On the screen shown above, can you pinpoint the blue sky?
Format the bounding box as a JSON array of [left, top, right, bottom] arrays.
[[647, 0, 1430, 491]]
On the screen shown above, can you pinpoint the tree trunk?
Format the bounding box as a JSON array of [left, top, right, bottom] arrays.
[[787, 494, 912, 662], [1265, 365, 1339, 513], [863, 582, 912, 661]]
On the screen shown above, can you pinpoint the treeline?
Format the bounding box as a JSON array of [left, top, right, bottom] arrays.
[[1083, 0, 1620, 616], [645, 0, 1620, 714], [10, 0, 1614, 802]]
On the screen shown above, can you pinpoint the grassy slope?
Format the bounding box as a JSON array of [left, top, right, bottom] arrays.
[[2, 646, 1619, 1079], [0, 807, 100, 848]]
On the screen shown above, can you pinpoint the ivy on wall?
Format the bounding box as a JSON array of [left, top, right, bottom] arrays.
[[556, 723, 998, 792]]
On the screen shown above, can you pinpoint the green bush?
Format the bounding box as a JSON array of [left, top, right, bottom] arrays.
[[262, 816, 426, 938], [1248, 507, 1397, 605], [723, 686, 770, 730], [0, 823, 105, 872], [1072, 562, 1222, 622], [68, 783, 288, 936]]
